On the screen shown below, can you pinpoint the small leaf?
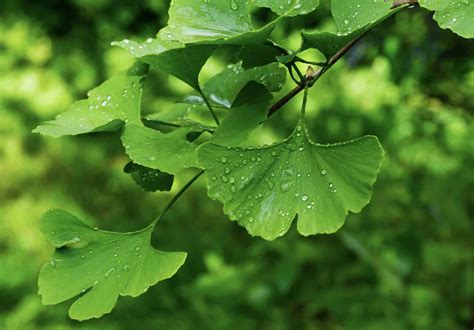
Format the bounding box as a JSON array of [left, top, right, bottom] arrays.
[[113, 39, 215, 90], [211, 82, 272, 146], [38, 209, 186, 321], [331, 0, 392, 33], [300, 28, 364, 60], [252, 0, 320, 16], [200, 62, 286, 108], [159, 0, 278, 45], [122, 125, 199, 174], [198, 120, 384, 240], [34, 63, 147, 137], [419, 0, 474, 38], [239, 45, 282, 69], [124, 162, 174, 192]]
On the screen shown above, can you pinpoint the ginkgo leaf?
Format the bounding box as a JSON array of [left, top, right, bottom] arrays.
[[331, 0, 392, 33], [38, 209, 186, 321], [211, 82, 272, 146], [33, 63, 148, 137], [419, 0, 474, 38], [158, 0, 278, 45], [198, 119, 384, 241], [122, 125, 199, 174], [145, 103, 217, 133], [300, 28, 364, 60], [199, 62, 286, 108], [112, 39, 215, 90], [251, 0, 320, 16], [124, 162, 174, 192]]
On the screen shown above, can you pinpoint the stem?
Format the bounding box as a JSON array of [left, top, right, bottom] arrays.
[[301, 85, 309, 116], [267, 4, 417, 118], [199, 89, 220, 125], [150, 170, 204, 227]]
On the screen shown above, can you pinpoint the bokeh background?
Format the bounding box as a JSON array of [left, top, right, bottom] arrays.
[[0, 1, 473, 329]]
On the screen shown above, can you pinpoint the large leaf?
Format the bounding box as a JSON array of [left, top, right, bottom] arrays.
[[251, 0, 320, 16], [158, 0, 278, 45], [331, 0, 392, 33], [112, 39, 215, 90], [38, 209, 186, 321], [124, 162, 174, 192], [211, 82, 272, 146], [199, 62, 286, 108], [122, 125, 199, 174], [33, 63, 148, 137], [198, 120, 384, 240], [420, 0, 474, 38]]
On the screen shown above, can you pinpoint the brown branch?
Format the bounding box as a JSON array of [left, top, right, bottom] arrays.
[[267, 0, 418, 118], [267, 34, 364, 117]]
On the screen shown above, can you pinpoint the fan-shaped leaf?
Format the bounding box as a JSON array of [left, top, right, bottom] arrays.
[[331, 0, 392, 33], [112, 39, 216, 90], [122, 125, 199, 174], [252, 0, 320, 16], [33, 63, 148, 137], [198, 120, 384, 240], [420, 0, 474, 38], [38, 209, 186, 321], [211, 82, 272, 146], [159, 0, 278, 45]]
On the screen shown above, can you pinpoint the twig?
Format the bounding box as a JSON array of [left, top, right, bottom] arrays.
[[267, 2, 417, 118]]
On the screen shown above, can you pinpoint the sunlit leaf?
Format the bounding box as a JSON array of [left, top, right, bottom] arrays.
[[33, 63, 148, 137], [159, 0, 278, 45], [420, 0, 474, 38], [122, 125, 199, 174], [331, 0, 392, 33], [252, 0, 320, 16], [38, 209, 186, 321], [124, 162, 174, 192], [198, 119, 384, 240]]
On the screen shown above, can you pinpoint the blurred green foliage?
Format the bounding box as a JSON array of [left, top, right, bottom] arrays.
[[0, 0, 473, 329]]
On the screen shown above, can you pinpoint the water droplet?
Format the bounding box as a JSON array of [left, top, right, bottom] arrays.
[[224, 167, 231, 174], [230, 0, 239, 10], [221, 176, 228, 183], [220, 156, 228, 163], [301, 195, 309, 202], [321, 169, 327, 176]]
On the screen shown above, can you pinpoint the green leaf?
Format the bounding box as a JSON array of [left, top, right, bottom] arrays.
[[239, 45, 282, 69], [419, 0, 474, 38], [211, 82, 272, 146], [331, 0, 392, 33], [145, 103, 217, 133], [38, 209, 186, 321], [251, 0, 320, 16], [124, 162, 174, 192], [200, 62, 286, 108], [122, 125, 199, 174], [300, 28, 364, 60], [198, 120, 384, 240], [112, 39, 215, 90], [33, 63, 148, 137], [158, 0, 278, 45]]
